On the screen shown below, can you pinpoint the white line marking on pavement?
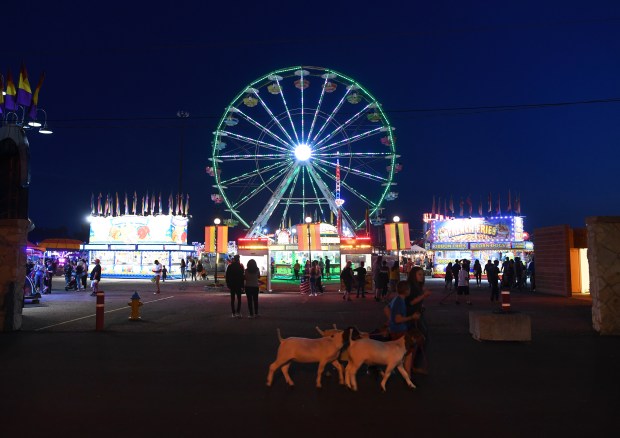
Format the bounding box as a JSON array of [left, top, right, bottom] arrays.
[[34, 296, 175, 331]]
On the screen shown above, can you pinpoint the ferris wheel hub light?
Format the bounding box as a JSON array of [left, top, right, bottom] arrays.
[[294, 144, 312, 161]]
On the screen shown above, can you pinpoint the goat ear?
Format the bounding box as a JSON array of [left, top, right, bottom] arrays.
[[333, 323, 338, 330], [315, 326, 325, 336]]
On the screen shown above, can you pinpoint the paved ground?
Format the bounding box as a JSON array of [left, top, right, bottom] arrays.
[[2, 277, 619, 437]]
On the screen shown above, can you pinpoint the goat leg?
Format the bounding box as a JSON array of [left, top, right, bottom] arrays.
[[396, 364, 416, 389]]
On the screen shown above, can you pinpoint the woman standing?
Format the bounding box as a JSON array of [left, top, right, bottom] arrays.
[[180, 259, 186, 281], [244, 259, 261, 318], [90, 259, 102, 296], [444, 262, 453, 290], [406, 266, 432, 374], [473, 259, 482, 288]]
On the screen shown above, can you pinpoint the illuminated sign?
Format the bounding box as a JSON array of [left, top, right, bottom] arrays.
[[431, 242, 469, 250], [431, 217, 521, 243], [237, 238, 269, 251], [89, 215, 188, 244], [470, 243, 511, 250]]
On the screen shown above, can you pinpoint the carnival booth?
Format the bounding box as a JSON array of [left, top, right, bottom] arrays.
[[425, 214, 534, 277], [269, 223, 341, 279], [83, 211, 195, 278], [237, 237, 271, 292]]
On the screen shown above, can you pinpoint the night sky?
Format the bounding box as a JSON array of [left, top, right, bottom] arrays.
[[4, 0, 620, 243]]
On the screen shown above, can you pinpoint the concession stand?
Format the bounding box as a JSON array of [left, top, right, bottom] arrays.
[[425, 214, 534, 277]]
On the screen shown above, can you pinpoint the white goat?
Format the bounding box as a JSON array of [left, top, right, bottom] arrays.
[[345, 332, 416, 392], [266, 327, 345, 388]]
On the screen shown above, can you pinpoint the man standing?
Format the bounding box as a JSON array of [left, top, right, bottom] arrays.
[[340, 260, 353, 301], [487, 260, 500, 302], [90, 259, 102, 296], [354, 261, 367, 298], [152, 259, 163, 294], [226, 255, 245, 318]]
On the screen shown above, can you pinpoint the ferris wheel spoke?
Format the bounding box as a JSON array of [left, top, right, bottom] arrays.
[[314, 151, 393, 159], [314, 126, 385, 154], [274, 78, 301, 145], [230, 108, 291, 148], [246, 165, 301, 237], [220, 131, 290, 154], [306, 75, 329, 143], [231, 165, 292, 209], [312, 157, 388, 183], [311, 87, 352, 144], [280, 168, 301, 228], [254, 92, 297, 145], [306, 164, 356, 233], [313, 102, 374, 149], [218, 153, 290, 160], [313, 164, 378, 208], [307, 167, 326, 221], [218, 160, 291, 186]]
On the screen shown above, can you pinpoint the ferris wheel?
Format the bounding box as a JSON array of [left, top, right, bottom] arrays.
[[208, 66, 401, 238]]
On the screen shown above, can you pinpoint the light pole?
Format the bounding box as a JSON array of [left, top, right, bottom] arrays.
[[305, 216, 312, 264], [177, 110, 189, 195], [393, 216, 401, 268], [213, 218, 221, 284]]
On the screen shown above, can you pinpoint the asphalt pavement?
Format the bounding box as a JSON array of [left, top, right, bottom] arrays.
[[2, 277, 618, 437]]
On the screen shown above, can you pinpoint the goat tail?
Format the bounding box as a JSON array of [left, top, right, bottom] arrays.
[[277, 328, 283, 343]]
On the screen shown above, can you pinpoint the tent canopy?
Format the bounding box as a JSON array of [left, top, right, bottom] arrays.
[[38, 238, 83, 251], [403, 244, 426, 253]]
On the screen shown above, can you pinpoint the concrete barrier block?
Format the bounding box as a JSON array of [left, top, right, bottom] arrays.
[[469, 311, 532, 342]]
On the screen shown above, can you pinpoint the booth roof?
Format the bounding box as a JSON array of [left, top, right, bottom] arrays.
[[38, 238, 83, 251]]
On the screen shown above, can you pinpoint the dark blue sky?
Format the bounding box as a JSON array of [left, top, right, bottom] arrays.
[[4, 0, 620, 242]]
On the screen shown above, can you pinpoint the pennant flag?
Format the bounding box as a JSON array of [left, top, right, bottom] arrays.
[[385, 222, 411, 251], [158, 193, 162, 214], [179, 193, 184, 215], [437, 197, 442, 216], [444, 198, 448, 217], [488, 192, 492, 213], [133, 191, 137, 214], [184, 194, 189, 216], [288, 217, 292, 229], [449, 195, 454, 214], [496, 193, 501, 215], [515, 193, 521, 215], [176, 194, 181, 215], [0, 74, 4, 114], [4, 70, 17, 111], [431, 195, 436, 215], [115, 193, 120, 216], [141, 196, 145, 215], [459, 197, 464, 217], [124, 192, 129, 215], [296, 223, 321, 251], [466, 195, 473, 216], [90, 193, 94, 214], [145, 191, 149, 214], [97, 193, 102, 215], [104, 195, 109, 216], [168, 193, 173, 215], [205, 225, 228, 253], [478, 197, 483, 216], [28, 72, 45, 120], [17, 63, 32, 107], [150, 191, 155, 214], [507, 190, 512, 213]]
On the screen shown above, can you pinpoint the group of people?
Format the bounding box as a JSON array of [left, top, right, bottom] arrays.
[[58, 258, 101, 296], [225, 255, 262, 318], [340, 256, 403, 302], [444, 256, 535, 303]]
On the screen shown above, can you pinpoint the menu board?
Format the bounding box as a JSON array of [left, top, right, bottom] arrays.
[[89, 215, 188, 244]]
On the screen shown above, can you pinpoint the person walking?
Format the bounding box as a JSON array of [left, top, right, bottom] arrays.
[[63, 262, 73, 288], [487, 259, 500, 302], [451, 259, 461, 291], [90, 259, 102, 296], [354, 261, 367, 298], [483, 260, 493, 288], [456, 259, 471, 305], [388, 261, 400, 299], [340, 260, 354, 301], [444, 262, 453, 290], [152, 259, 163, 294], [378, 259, 389, 301], [325, 256, 331, 279], [372, 255, 383, 301], [244, 258, 261, 318], [293, 261, 300, 280], [473, 259, 482, 288], [226, 255, 245, 318], [180, 259, 186, 281], [190, 258, 197, 281]]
